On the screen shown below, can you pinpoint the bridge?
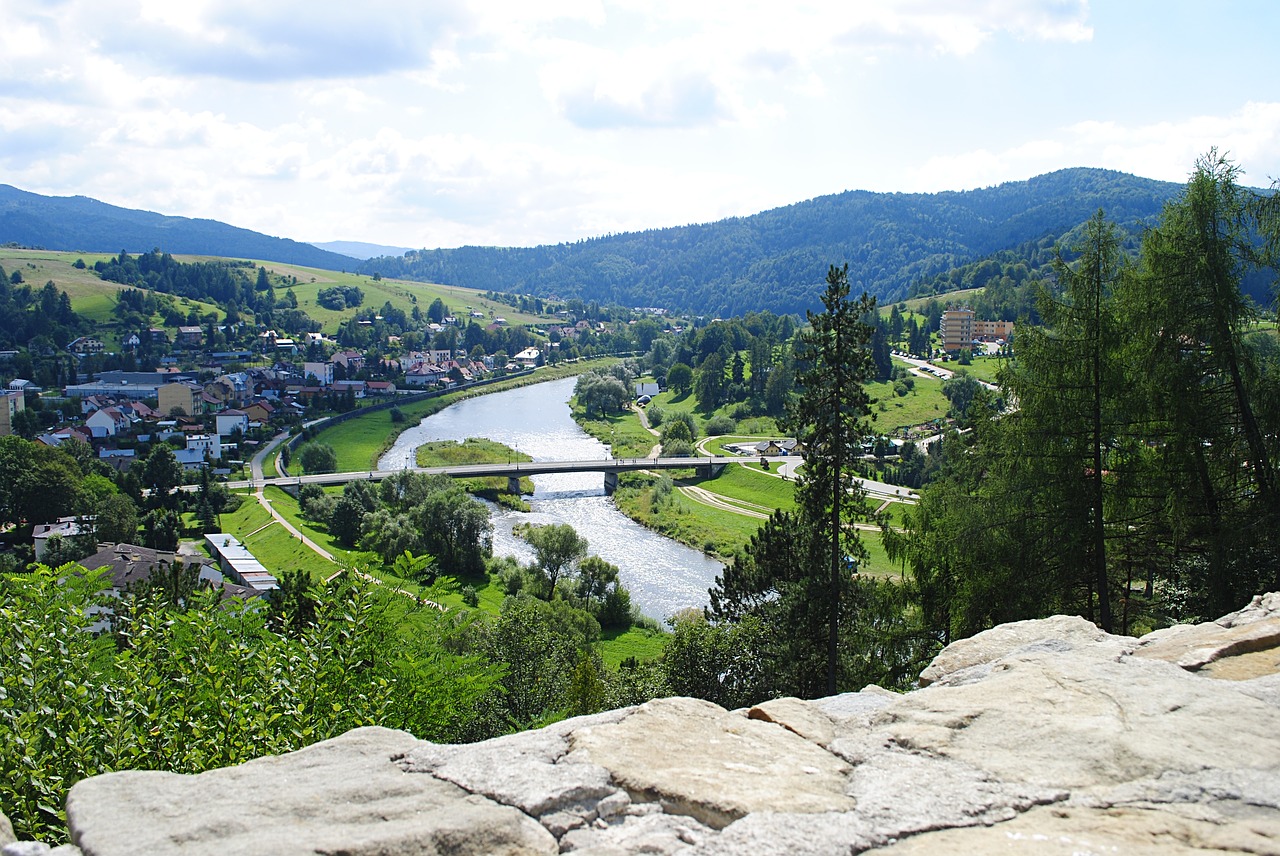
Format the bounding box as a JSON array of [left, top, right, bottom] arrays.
[[227, 456, 734, 496]]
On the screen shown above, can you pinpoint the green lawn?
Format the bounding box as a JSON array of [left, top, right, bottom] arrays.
[[599, 625, 669, 668], [216, 491, 341, 580], [0, 248, 226, 344], [867, 364, 949, 432], [691, 462, 797, 512], [934, 356, 1009, 385]]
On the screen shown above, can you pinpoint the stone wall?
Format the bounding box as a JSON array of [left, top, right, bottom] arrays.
[[6, 593, 1279, 855]]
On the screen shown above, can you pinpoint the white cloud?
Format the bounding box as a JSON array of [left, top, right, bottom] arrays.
[[906, 102, 1280, 192]]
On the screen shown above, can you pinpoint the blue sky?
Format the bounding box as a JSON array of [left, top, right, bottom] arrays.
[[2, 1, 1277, 250]]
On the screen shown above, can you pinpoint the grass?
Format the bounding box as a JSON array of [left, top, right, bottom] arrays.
[[573, 405, 661, 459], [690, 462, 797, 512], [935, 356, 1009, 385], [256, 263, 550, 334], [612, 472, 765, 559], [216, 490, 341, 580], [0, 248, 225, 345], [416, 438, 534, 495], [866, 364, 950, 432], [599, 625, 670, 668]]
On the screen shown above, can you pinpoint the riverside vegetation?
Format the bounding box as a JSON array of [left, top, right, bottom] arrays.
[[2, 152, 1279, 843]]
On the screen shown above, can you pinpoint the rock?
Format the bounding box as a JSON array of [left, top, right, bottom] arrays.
[[66, 726, 557, 856], [397, 707, 630, 835], [874, 648, 1280, 791], [56, 596, 1280, 855], [863, 804, 1280, 855], [917, 614, 1131, 686], [0, 813, 13, 847], [746, 696, 835, 746], [559, 812, 715, 854], [1136, 593, 1280, 679], [571, 697, 855, 829], [1, 843, 50, 856]]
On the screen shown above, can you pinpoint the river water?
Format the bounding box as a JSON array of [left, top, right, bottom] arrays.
[[378, 376, 724, 621]]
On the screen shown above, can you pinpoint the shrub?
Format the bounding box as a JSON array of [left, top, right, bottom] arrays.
[[704, 415, 736, 435]]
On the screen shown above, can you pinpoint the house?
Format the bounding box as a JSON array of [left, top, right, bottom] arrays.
[[404, 364, 445, 387], [177, 326, 204, 348], [147, 327, 169, 343], [76, 543, 261, 632], [513, 347, 541, 368], [32, 516, 93, 560], [97, 447, 137, 471], [429, 348, 454, 365], [333, 380, 366, 398], [364, 381, 396, 396], [67, 336, 105, 355], [635, 382, 660, 398], [85, 406, 131, 437], [158, 382, 202, 418], [244, 401, 276, 423], [0, 389, 25, 436], [215, 409, 249, 438], [330, 350, 365, 373], [303, 361, 334, 386], [123, 333, 141, 351], [186, 433, 222, 461], [754, 439, 803, 457]]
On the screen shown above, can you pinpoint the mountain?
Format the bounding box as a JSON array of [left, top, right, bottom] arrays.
[[357, 168, 1185, 317], [309, 240, 414, 260], [0, 184, 354, 271]]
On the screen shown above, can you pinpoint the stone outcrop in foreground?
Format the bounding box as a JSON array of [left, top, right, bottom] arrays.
[[18, 594, 1280, 855]]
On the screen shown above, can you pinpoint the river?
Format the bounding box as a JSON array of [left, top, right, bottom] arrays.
[[378, 376, 724, 622]]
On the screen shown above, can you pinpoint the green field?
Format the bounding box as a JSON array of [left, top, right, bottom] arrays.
[[932, 356, 1008, 385], [690, 462, 797, 512], [254, 261, 549, 333], [0, 248, 552, 344], [866, 362, 949, 432], [0, 248, 226, 344]]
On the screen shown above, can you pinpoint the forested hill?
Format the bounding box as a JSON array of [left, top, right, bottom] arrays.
[[358, 168, 1184, 317], [0, 184, 353, 271]]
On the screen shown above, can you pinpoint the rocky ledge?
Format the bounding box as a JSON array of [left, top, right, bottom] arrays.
[[6, 593, 1280, 855]]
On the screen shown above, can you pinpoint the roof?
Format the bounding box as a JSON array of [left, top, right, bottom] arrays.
[[77, 543, 260, 599]]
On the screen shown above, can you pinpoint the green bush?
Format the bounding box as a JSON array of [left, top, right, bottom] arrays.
[[0, 565, 500, 842]]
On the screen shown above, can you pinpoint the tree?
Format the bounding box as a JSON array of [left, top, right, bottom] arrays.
[[666, 362, 693, 393], [94, 494, 140, 545], [141, 445, 183, 510], [522, 523, 588, 596], [297, 443, 338, 475], [694, 352, 725, 411], [709, 264, 878, 697], [787, 264, 877, 694], [1117, 152, 1279, 616]]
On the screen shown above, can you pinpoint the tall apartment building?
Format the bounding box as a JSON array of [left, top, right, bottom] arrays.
[[0, 389, 25, 436], [940, 309, 1014, 353], [939, 308, 975, 353]]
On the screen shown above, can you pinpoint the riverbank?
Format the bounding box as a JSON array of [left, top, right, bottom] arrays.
[[300, 358, 620, 472]]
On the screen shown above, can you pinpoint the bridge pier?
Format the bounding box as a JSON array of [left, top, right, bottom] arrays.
[[603, 471, 618, 495], [508, 476, 522, 495]]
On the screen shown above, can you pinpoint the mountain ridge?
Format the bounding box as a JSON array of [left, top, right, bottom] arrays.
[[356, 167, 1187, 316], [0, 169, 1191, 316], [0, 184, 355, 271]]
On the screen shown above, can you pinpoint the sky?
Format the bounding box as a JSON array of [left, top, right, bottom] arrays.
[[3, 1, 1279, 252]]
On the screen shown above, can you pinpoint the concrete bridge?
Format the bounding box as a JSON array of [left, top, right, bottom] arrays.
[[227, 457, 733, 496]]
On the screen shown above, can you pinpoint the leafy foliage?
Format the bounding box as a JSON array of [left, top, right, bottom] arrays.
[[0, 565, 500, 842]]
